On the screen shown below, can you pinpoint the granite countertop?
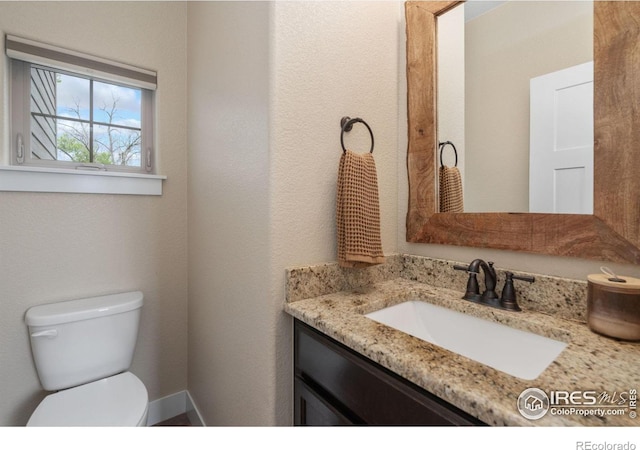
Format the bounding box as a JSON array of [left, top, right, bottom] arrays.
[[284, 277, 640, 426]]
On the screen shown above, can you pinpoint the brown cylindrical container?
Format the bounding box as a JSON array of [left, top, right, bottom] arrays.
[[587, 274, 640, 341]]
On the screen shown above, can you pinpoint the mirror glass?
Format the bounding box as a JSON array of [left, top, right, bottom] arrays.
[[437, 1, 593, 214]]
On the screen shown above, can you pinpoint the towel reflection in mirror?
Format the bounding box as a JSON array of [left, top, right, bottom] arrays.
[[439, 141, 464, 213]]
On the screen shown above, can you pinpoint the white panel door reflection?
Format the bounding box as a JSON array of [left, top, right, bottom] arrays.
[[530, 61, 594, 214]]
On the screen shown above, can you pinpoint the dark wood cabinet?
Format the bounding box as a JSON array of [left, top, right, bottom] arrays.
[[294, 319, 485, 426]]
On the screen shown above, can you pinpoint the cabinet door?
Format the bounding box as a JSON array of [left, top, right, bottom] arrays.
[[294, 378, 353, 425], [294, 320, 485, 426]]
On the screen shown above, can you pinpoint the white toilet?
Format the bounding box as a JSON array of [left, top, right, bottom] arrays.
[[25, 291, 149, 426]]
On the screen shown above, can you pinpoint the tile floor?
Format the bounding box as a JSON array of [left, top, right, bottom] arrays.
[[154, 413, 192, 426]]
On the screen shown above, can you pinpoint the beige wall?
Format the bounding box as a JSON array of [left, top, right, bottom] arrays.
[[270, 0, 401, 425], [465, 1, 593, 212], [187, 0, 401, 425], [0, 2, 188, 426], [186, 1, 272, 426]]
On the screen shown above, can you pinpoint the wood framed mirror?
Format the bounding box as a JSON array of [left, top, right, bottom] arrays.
[[405, 1, 640, 264]]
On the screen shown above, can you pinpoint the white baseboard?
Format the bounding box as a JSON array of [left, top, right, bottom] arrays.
[[146, 390, 204, 426], [185, 391, 204, 426]]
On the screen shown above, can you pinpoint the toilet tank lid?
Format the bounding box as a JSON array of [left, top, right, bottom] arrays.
[[25, 291, 143, 327]]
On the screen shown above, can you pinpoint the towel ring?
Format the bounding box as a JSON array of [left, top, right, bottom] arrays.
[[439, 141, 458, 167], [340, 116, 374, 154]]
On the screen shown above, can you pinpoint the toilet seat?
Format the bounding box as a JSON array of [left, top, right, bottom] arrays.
[[27, 372, 148, 426]]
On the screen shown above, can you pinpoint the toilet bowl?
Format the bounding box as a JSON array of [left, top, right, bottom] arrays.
[[27, 372, 148, 427], [25, 291, 148, 426]]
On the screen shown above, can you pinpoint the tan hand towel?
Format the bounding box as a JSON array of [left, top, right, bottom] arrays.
[[439, 165, 464, 213], [337, 149, 385, 268]]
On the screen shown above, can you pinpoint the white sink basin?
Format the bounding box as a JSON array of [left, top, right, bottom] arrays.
[[365, 300, 567, 380]]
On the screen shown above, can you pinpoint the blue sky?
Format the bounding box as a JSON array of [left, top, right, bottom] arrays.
[[55, 73, 142, 129]]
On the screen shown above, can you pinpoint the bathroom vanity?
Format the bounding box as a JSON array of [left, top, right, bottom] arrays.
[[285, 255, 640, 426], [295, 319, 484, 425]]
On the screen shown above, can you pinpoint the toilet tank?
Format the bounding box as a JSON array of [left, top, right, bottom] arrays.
[[25, 291, 143, 391]]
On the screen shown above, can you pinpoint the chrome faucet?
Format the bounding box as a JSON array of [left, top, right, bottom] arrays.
[[453, 260, 534, 311]]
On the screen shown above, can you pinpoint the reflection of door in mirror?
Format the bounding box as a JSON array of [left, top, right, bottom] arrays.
[[437, 1, 593, 213], [530, 62, 593, 214]]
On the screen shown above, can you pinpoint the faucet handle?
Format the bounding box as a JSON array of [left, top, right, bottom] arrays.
[[453, 264, 480, 300], [500, 272, 535, 311], [512, 273, 535, 283]]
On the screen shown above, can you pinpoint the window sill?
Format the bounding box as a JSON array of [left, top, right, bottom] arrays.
[[0, 166, 165, 195]]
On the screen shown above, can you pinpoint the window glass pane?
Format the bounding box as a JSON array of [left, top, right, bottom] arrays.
[[29, 67, 57, 160], [25, 64, 147, 170], [30, 112, 57, 160], [93, 125, 142, 167], [56, 119, 90, 162], [92, 81, 142, 167], [93, 81, 141, 129], [56, 73, 91, 121]]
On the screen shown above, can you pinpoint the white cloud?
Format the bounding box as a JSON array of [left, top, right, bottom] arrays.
[[56, 74, 90, 117], [93, 81, 141, 115], [54, 73, 141, 120]]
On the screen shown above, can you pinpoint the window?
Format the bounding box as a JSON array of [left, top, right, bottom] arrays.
[[7, 35, 156, 174]]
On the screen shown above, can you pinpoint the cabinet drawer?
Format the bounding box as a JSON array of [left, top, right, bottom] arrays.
[[294, 378, 354, 426], [294, 320, 484, 425]]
